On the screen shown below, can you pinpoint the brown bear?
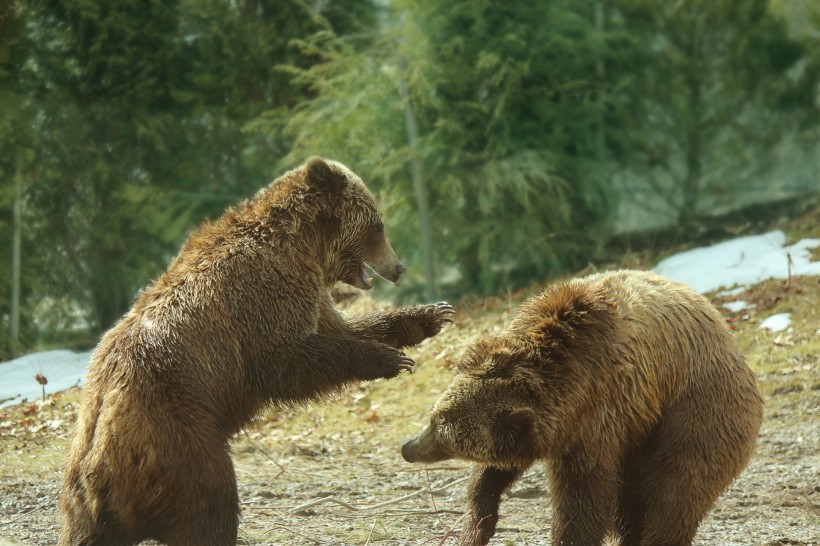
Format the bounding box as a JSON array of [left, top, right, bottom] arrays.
[[59, 157, 454, 546], [402, 269, 763, 546]]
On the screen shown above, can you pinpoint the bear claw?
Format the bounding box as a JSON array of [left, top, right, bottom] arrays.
[[431, 302, 455, 319], [398, 355, 415, 373]]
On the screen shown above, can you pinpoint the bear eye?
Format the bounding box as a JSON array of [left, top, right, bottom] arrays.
[[369, 222, 384, 242], [430, 414, 448, 433]]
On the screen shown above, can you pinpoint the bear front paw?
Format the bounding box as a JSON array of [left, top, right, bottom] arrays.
[[426, 301, 456, 332], [406, 301, 455, 344], [372, 345, 415, 379]]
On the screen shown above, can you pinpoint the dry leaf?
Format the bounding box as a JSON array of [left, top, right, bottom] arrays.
[[773, 334, 793, 346]]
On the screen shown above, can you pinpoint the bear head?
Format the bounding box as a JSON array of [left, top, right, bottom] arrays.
[[302, 157, 405, 290], [402, 337, 551, 469], [402, 281, 621, 469]]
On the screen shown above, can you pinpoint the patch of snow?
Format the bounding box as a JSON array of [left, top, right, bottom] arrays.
[[759, 313, 792, 332], [717, 286, 746, 297], [654, 231, 820, 294], [723, 301, 750, 313], [0, 350, 91, 408]]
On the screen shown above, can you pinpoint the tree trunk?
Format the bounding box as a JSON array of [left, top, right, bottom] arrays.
[[679, 125, 701, 229], [10, 162, 22, 355], [398, 56, 436, 301], [678, 42, 703, 229]]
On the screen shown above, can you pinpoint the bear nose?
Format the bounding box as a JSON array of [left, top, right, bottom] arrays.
[[396, 262, 406, 275]]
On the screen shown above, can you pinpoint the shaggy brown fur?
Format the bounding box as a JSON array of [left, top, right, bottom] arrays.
[[402, 270, 763, 546], [59, 157, 454, 546]]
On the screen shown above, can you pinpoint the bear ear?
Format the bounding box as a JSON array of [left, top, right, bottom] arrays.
[[526, 286, 605, 350], [305, 156, 346, 192], [483, 350, 518, 379], [503, 408, 535, 435], [494, 407, 536, 450]]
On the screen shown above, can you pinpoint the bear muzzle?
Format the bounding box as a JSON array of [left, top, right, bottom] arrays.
[[367, 243, 405, 285], [401, 426, 452, 463]]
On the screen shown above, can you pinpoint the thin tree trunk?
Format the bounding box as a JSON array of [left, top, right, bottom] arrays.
[[10, 162, 22, 355], [680, 125, 701, 228], [398, 56, 436, 301], [595, 2, 606, 163], [679, 17, 703, 229]]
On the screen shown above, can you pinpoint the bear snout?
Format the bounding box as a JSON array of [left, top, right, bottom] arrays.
[[368, 256, 404, 284], [388, 261, 406, 284], [401, 438, 419, 462], [401, 427, 452, 463]]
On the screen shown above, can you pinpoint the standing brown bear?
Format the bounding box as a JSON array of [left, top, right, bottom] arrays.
[[59, 157, 453, 546], [403, 270, 762, 546]]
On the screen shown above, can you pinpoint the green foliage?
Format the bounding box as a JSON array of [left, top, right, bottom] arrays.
[[409, 0, 622, 294], [1, 0, 817, 356], [0, 0, 38, 357], [268, 0, 621, 297], [0, 0, 380, 353], [254, 28, 432, 294], [611, 0, 819, 227], [173, 0, 375, 211], [17, 0, 185, 332]]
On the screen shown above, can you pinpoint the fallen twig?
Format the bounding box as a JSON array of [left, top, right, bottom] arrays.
[[364, 519, 378, 545], [241, 430, 329, 480], [263, 521, 327, 545], [383, 509, 464, 516], [0, 497, 53, 525], [291, 496, 361, 512], [436, 529, 459, 545], [426, 467, 454, 531], [242, 430, 287, 480], [244, 505, 465, 521], [289, 475, 469, 514], [395, 465, 467, 472]]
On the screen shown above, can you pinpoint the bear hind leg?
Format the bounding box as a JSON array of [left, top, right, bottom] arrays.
[[614, 450, 646, 546], [161, 449, 240, 546], [60, 513, 136, 546], [59, 473, 138, 546], [634, 395, 756, 546]]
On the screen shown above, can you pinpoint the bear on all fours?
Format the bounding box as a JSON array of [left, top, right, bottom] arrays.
[[403, 269, 763, 546], [59, 158, 453, 546]]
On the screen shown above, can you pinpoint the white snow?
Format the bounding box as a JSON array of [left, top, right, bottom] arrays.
[[717, 286, 747, 297], [759, 313, 792, 332], [654, 231, 820, 294], [0, 350, 91, 408], [1, 230, 817, 408], [723, 300, 750, 313]]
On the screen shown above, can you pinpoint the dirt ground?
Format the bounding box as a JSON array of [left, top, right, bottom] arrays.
[[0, 274, 817, 546]]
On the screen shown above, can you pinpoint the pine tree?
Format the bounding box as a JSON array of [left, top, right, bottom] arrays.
[[272, 0, 625, 297], [612, 0, 818, 228]]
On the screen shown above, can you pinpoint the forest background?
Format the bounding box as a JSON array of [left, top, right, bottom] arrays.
[[1, 0, 818, 359]]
